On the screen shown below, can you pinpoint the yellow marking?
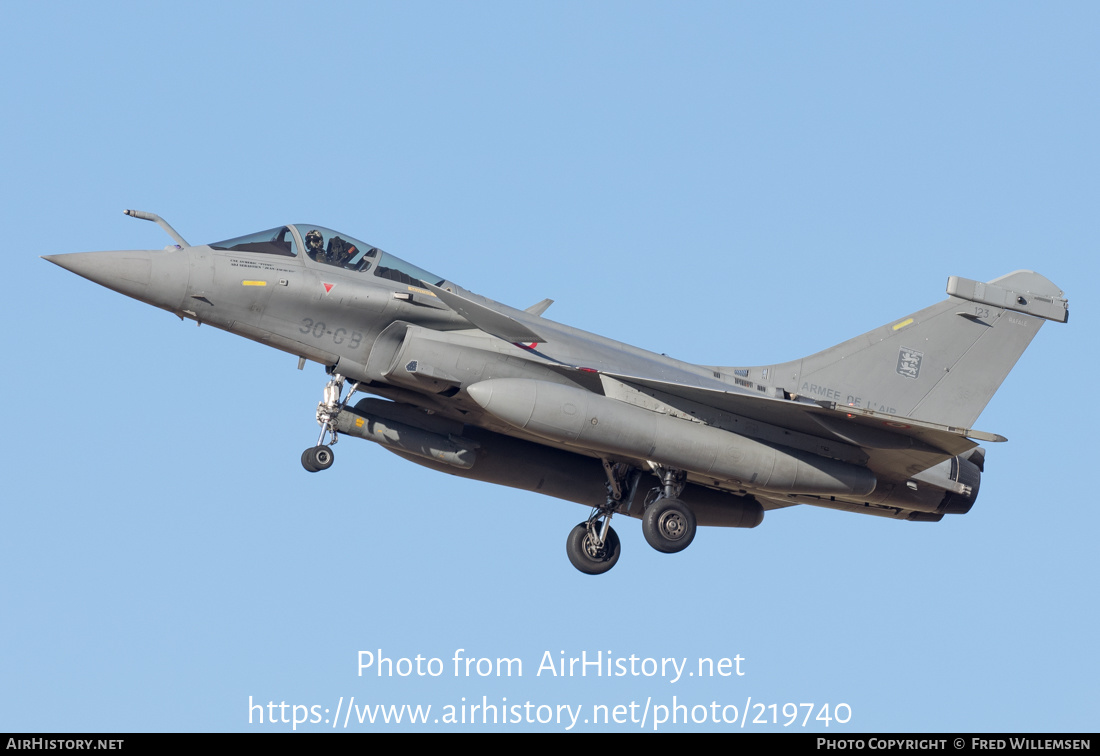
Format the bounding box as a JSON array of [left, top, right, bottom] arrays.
[[355, 417, 365, 428], [892, 318, 914, 331], [406, 285, 437, 297], [241, 280, 268, 287]]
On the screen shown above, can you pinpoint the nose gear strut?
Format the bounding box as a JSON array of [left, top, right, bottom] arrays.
[[301, 373, 359, 472]]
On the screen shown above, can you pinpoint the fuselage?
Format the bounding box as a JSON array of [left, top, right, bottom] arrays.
[[44, 221, 992, 524]]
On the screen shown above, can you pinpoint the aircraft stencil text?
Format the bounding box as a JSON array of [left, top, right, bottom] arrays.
[[299, 318, 362, 348], [799, 382, 898, 414]]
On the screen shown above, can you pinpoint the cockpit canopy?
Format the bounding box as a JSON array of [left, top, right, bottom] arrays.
[[209, 226, 297, 256], [209, 225, 444, 286]]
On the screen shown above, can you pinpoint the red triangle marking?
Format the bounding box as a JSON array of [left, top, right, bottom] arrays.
[[323, 283, 334, 293]]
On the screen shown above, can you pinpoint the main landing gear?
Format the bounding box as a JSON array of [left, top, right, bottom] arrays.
[[565, 461, 635, 575], [641, 466, 697, 554], [301, 372, 359, 473], [566, 517, 621, 575], [565, 462, 698, 575]]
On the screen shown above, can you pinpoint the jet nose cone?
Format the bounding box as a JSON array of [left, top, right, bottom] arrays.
[[43, 250, 152, 300], [45, 248, 192, 314]]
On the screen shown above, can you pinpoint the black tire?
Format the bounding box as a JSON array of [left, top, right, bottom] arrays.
[[642, 498, 696, 554], [566, 522, 621, 575], [302, 445, 334, 472], [301, 448, 318, 472]]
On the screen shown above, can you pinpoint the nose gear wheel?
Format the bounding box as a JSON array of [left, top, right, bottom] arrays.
[[301, 445, 335, 473]]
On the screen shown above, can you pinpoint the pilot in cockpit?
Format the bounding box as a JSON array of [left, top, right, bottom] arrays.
[[305, 229, 326, 262]]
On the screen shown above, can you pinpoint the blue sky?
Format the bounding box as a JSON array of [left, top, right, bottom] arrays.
[[1, 1, 1096, 732]]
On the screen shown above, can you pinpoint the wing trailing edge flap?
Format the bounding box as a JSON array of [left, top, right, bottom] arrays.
[[602, 371, 999, 457], [421, 282, 546, 344]]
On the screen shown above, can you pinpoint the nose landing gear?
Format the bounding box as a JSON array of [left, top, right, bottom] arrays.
[[301, 373, 358, 473]]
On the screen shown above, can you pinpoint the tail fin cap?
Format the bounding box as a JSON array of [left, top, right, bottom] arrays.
[[947, 271, 1068, 323]]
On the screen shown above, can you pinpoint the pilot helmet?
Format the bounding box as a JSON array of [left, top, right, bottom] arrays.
[[305, 229, 324, 249]]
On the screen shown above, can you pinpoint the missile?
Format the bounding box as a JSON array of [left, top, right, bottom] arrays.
[[332, 401, 477, 469], [467, 378, 876, 497]]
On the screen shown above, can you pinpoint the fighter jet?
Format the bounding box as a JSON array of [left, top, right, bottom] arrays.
[[44, 211, 1069, 574]]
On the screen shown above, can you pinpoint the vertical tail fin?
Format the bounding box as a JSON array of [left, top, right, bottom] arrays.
[[767, 271, 1067, 427]]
